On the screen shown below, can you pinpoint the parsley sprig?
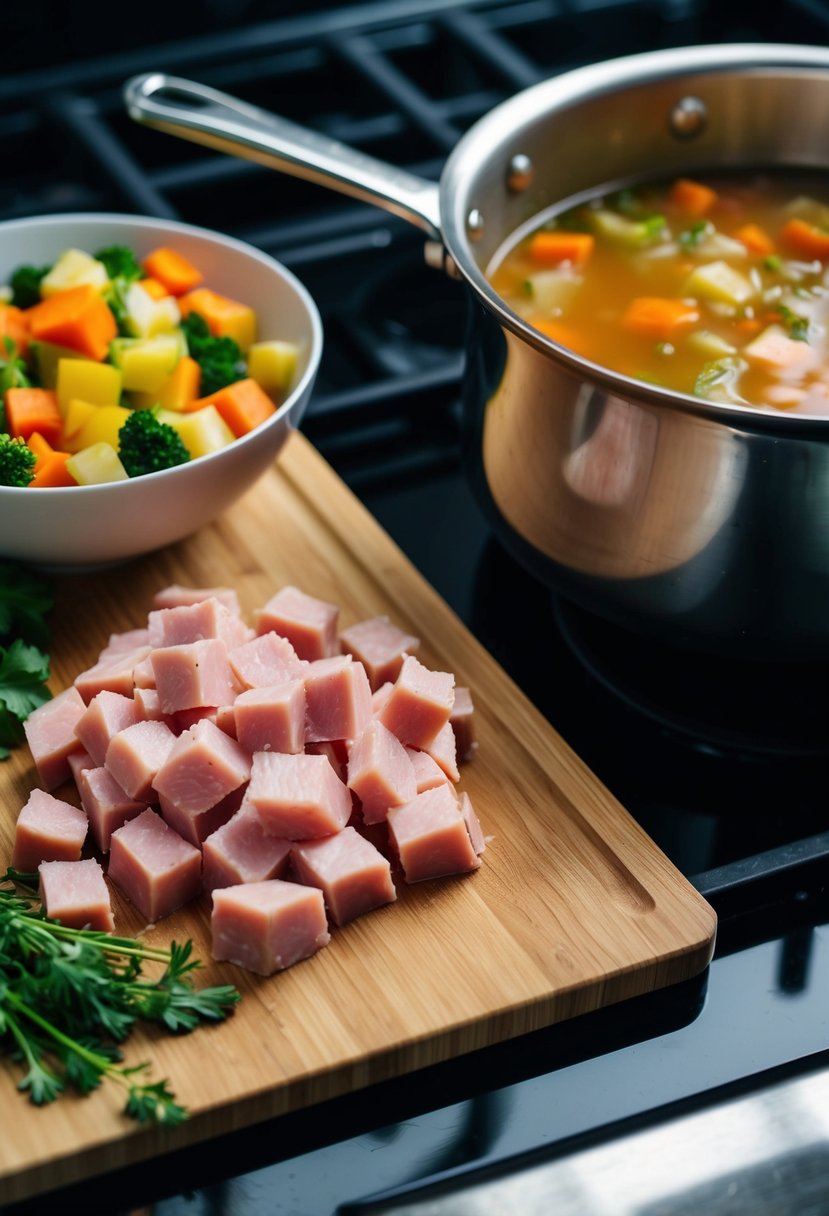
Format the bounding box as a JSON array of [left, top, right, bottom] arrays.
[[0, 871, 241, 1124], [0, 561, 54, 759]]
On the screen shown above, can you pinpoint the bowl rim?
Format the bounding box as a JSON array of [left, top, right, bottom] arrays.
[[0, 211, 324, 496]]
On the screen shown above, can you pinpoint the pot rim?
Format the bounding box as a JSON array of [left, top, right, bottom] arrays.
[[438, 41, 829, 431]]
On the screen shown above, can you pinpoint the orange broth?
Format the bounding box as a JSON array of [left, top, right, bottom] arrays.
[[488, 171, 829, 415]]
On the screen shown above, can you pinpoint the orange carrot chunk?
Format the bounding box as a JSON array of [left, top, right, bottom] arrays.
[[4, 388, 63, 446], [735, 223, 775, 256], [621, 297, 700, 342], [26, 285, 117, 362], [139, 276, 173, 301], [193, 378, 276, 437], [779, 217, 829, 261], [178, 287, 256, 349], [156, 355, 202, 411], [668, 177, 718, 217], [528, 231, 595, 266], [142, 247, 204, 297], [0, 305, 31, 357], [30, 450, 77, 488]]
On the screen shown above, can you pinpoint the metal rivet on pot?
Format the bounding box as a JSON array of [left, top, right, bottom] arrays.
[[668, 95, 708, 140], [507, 154, 534, 192], [467, 209, 485, 241]]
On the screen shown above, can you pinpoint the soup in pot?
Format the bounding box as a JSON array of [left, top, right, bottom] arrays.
[[489, 171, 829, 415]]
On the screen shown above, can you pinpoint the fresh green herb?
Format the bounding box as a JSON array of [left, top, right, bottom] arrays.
[[762, 254, 782, 273], [678, 219, 709, 249], [9, 265, 50, 309], [0, 561, 54, 649], [95, 245, 144, 336], [0, 337, 34, 398], [778, 303, 810, 341], [0, 872, 241, 1123], [118, 407, 191, 478], [0, 640, 51, 759], [182, 311, 245, 396], [0, 434, 36, 488]]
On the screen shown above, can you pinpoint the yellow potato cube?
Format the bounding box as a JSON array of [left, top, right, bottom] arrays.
[[124, 281, 181, 338], [74, 405, 133, 451], [110, 333, 185, 393], [62, 398, 99, 451], [65, 443, 129, 485], [41, 249, 109, 297], [32, 342, 87, 389], [56, 359, 122, 414], [683, 260, 754, 306], [169, 405, 235, 459], [247, 340, 300, 394]]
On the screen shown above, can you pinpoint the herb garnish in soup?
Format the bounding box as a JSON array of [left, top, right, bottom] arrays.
[[489, 172, 829, 415]]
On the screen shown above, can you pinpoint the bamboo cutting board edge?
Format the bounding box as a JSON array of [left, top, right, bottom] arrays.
[[0, 432, 717, 1205]]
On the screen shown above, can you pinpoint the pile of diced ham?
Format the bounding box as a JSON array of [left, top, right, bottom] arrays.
[[17, 583, 483, 976]]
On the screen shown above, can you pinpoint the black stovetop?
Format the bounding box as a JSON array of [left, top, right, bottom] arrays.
[[2, 2, 829, 1213]]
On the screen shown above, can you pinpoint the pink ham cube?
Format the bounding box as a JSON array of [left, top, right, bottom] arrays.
[[421, 720, 459, 783], [450, 686, 478, 762], [73, 644, 152, 704], [12, 788, 88, 871], [23, 686, 86, 790], [460, 792, 487, 857], [386, 784, 481, 883], [75, 690, 140, 768], [255, 585, 339, 660], [227, 632, 307, 690], [151, 638, 237, 714], [303, 655, 372, 744], [233, 680, 306, 755], [305, 739, 348, 782], [248, 751, 352, 839], [340, 615, 420, 691], [159, 784, 246, 849], [153, 718, 251, 815], [68, 747, 96, 788], [291, 826, 396, 926], [202, 803, 292, 892], [133, 686, 168, 723], [39, 858, 114, 932], [406, 747, 450, 793], [98, 627, 151, 660], [376, 655, 455, 750], [147, 596, 253, 650], [105, 718, 177, 802], [347, 719, 417, 824], [211, 879, 330, 975], [77, 765, 146, 852], [152, 583, 241, 614], [108, 808, 202, 922], [132, 656, 156, 689]]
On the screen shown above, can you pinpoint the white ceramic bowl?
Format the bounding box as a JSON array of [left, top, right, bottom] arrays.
[[0, 213, 323, 570]]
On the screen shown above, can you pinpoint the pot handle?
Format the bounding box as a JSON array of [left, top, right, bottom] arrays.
[[124, 73, 443, 242]]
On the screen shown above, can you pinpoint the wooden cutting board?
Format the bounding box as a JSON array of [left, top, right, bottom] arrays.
[[0, 432, 716, 1205]]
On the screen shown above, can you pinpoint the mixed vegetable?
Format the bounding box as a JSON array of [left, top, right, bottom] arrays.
[[489, 171, 829, 414], [0, 243, 301, 487]]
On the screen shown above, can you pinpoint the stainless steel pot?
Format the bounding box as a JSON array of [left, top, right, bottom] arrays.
[[125, 45, 829, 660]]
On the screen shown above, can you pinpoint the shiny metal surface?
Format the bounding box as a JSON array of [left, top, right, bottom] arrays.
[[364, 1064, 829, 1215], [125, 47, 829, 657]]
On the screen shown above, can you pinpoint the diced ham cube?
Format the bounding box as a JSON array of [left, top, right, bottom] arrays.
[[450, 686, 478, 763], [460, 791, 487, 857], [305, 739, 348, 782], [12, 788, 88, 871], [172, 706, 220, 733], [228, 632, 306, 690], [339, 615, 420, 691], [421, 720, 459, 783], [77, 765, 147, 852], [147, 596, 253, 650], [132, 656, 156, 689], [233, 680, 306, 755], [743, 323, 820, 372], [291, 826, 396, 926], [159, 784, 245, 849], [73, 644, 152, 704], [255, 585, 339, 661], [215, 703, 237, 737], [98, 628, 151, 660], [202, 803, 292, 892], [303, 655, 372, 744], [75, 690, 140, 768], [151, 638, 237, 714], [376, 655, 455, 750], [386, 785, 481, 883], [108, 808, 202, 922], [68, 747, 96, 788], [211, 879, 330, 975], [347, 719, 417, 824], [405, 746, 450, 793], [152, 583, 241, 614], [153, 718, 251, 815], [23, 686, 86, 791], [248, 751, 352, 839], [372, 682, 393, 715], [105, 718, 177, 802], [133, 686, 169, 723], [39, 858, 114, 932]]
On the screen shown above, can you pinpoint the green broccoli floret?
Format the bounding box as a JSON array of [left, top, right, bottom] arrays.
[[94, 245, 143, 282], [0, 435, 36, 487], [9, 264, 50, 309], [118, 407, 191, 478], [182, 312, 245, 397], [0, 337, 34, 399]]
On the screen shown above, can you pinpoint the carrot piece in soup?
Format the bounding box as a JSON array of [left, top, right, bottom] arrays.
[[668, 178, 718, 217], [779, 217, 829, 261], [26, 285, 117, 362], [528, 231, 595, 266], [192, 377, 276, 437], [142, 247, 204, 297], [4, 387, 63, 446], [735, 223, 775, 256], [0, 305, 31, 357], [621, 297, 700, 342]]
